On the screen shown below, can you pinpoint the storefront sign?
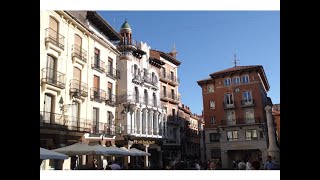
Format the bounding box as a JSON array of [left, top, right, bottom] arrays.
[[133, 140, 155, 145]]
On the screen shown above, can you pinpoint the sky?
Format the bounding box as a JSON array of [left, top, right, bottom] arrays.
[[98, 11, 280, 115]]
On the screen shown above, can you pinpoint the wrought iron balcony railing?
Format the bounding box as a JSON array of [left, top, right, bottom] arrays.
[[106, 65, 117, 79], [92, 59, 105, 73], [90, 87, 106, 102], [241, 99, 255, 107], [118, 38, 139, 47], [40, 111, 91, 132], [223, 102, 236, 109], [41, 67, 65, 89], [117, 94, 161, 107], [69, 79, 88, 98], [45, 28, 65, 50], [220, 117, 262, 126], [159, 72, 180, 85], [106, 93, 117, 106], [72, 44, 87, 63]]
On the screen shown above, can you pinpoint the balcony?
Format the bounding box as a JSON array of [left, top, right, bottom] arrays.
[[117, 93, 161, 108], [223, 102, 236, 109], [132, 73, 143, 84], [41, 67, 65, 89], [40, 111, 91, 132], [91, 59, 105, 73], [143, 75, 158, 89], [106, 94, 117, 106], [69, 79, 88, 98], [220, 117, 262, 127], [241, 99, 255, 107], [159, 72, 180, 86], [160, 92, 180, 104], [45, 28, 65, 50], [106, 66, 117, 79], [118, 125, 163, 137], [167, 116, 180, 125], [90, 87, 106, 102], [72, 44, 87, 64]]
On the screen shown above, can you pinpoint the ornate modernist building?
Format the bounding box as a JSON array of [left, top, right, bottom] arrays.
[[197, 65, 274, 169], [115, 20, 166, 168]]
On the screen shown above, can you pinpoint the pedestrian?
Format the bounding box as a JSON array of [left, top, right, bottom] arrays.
[[264, 156, 274, 170]]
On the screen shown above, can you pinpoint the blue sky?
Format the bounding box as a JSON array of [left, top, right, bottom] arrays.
[[99, 11, 280, 115]]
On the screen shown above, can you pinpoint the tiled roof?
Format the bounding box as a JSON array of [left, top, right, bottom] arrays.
[[150, 49, 181, 66], [196, 78, 212, 84], [209, 65, 262, 77]]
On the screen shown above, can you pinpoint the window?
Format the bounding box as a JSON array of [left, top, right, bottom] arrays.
[[93, 75, 100, 98], [227, 131, 238, 141], [49, 16, 59, 43], [108, 82, 112, 100], [172, 109, 176, 117], [208, 85, 214, 93], [144, 90, 148, 104], [162, 67, 166, 78], [211, 149, 221, 159], [46, 55, 57, 84], [209, 133, 220, 142], [244, 109, 255, 123], [246, 129, 258, 140], [94, 48, 100, 67], [162, 86, 166, 96], [171, 71, 174, 81], [210, 116, 216, 125], [134, 87, 139, 103], [233, 77, 240, 85], [242, 75, 249, 84], [209, 101, 215, 109], [224, 93, 234, 105], [107, 111, 113, 126], [173, 128, 177, 139], [93, 108, 99, 132], [224, 78, 231, 86], [226, 111, 236, 125], [243, 91, 252, 102], [108, 57, 113, 75], [171, 89, 175, 99], [43, 93, 54, 123], [153, 93, 157, 106]]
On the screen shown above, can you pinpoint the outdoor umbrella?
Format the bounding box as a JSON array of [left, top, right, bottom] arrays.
[[40, 147, 69, 160], [130, 148, 151, 156], [120, 147, 151, 156], [52, 142, 109, 156], [92, 145, 131, 156]]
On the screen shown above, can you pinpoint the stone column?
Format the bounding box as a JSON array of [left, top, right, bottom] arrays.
[[128, 141, 133, 164], [144, 144, 150, 168], [130, 108, 135, 134], [221, 150, 228, 169], [157, 146, 163, 168], [161, 114, 164, 136], [140, 108, 143, 135], [155, 111, 159, 135], [265, 105, 280, 165], [150, 110, 154, 135], [165, 115, 168, 137], [145, 109, 149, 135]]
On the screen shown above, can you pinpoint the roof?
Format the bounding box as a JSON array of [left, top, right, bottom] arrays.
[[197, 78, 212, 85], [209, 65, 262, 77], [86, 11, 121, 41], [150, 49, 181, 66], [121, 20, 131, 29]]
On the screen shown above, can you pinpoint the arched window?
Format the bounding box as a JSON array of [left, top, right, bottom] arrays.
[[46, 55, 57, 84], [144, 90, 148, 105], [242, 75, 250, 84], [135, 87, 139, 103], [153, 93, 157, 106]]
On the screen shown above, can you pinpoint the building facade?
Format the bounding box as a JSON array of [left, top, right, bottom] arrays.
[[197, 65, 272, 169], [40, 10, 121, 170], [150, 49, 181, 166], [114, 20, 166, 169], [272, 104, 280, 146]]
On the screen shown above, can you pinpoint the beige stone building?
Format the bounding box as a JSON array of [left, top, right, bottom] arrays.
[[150, 49, 181, 165], [40, 10, 121, 170]]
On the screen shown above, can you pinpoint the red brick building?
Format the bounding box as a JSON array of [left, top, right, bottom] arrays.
[[272, 104, 280, 146], [197, 65, 271, 169]]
